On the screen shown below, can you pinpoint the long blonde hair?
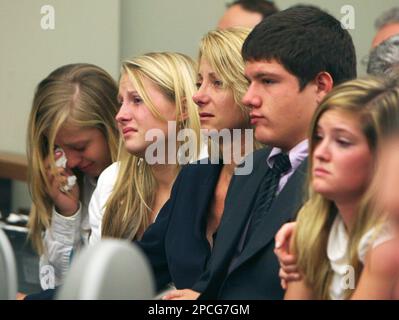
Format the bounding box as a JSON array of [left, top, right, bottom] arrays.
[[293, 77, 399, 299], [27, 63, 120, 254], [198, 27, 263, 154], [101, 52, 201, 240]]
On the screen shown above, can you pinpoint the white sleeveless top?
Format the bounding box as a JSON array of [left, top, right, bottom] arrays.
[[327, 215, 393, 300]]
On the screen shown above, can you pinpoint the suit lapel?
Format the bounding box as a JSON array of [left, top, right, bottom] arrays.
[[209, 149, 272, 268], [193, 162, 224, 238], [230, 159, 308, 272]]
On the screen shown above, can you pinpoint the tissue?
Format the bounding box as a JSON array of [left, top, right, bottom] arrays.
[[55, 147, 77, 192]]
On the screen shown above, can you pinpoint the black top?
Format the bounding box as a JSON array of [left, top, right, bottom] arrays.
[[136, 159, 224, 291]]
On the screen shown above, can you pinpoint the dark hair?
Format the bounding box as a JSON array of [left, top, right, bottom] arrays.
[[375, 7, 399, 29], [227, 0, 278, 19], [242, 5, 357, 89]]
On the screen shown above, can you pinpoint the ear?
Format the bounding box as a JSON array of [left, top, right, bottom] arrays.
[[314, 72, 334, 105]]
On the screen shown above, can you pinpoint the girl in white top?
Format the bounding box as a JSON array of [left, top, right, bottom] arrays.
[[89, 52, 203, 244], [326, 215, 394, 299], [273, 77, 399, 300], [26, 64, 120, 290]]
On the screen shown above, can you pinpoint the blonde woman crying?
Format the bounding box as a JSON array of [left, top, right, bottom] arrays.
[[26, 63, 120, 293], [88, 52, 204, 245]]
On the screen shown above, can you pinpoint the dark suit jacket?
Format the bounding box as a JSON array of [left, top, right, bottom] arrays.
[[136, 160, 224, 292], [192, 148, 308, 300]]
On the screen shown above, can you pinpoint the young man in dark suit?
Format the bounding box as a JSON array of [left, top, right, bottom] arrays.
[[164, 5, 357, 300]]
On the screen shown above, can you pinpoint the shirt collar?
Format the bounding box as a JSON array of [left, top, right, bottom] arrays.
[[266, 139, 309, 171]]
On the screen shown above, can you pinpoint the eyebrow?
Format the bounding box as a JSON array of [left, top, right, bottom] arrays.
[[198, 72, 219, 79], [117, 90, 139, 97], [316, 125, 357, 136], [245, 71, 282, 82], [333, 128, 357, 136], [63, 140, 89, 148], [253, 72, 281, 80], [208, 72, 219, 77]]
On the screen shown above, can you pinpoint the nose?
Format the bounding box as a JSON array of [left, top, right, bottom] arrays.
[[64, 149, 83, 169], [115, 102, 132, 124], [192, 85, 210, 108], [314, 138, 331, 162], [242, 84, 261, 109]]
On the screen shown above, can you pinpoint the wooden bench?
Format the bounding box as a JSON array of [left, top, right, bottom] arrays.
[[0, 152, 28, 182]]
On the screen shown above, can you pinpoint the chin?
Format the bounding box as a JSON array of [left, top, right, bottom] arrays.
[[254, 129, 271, 145], [314, 189, 337, 201], [313, 182, 334, 196], [125, 144, 145, 157], [89, 169, 101, 178], [200, 123, 216, 131]]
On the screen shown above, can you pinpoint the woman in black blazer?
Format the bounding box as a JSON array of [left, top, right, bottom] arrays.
[[136, 27, 262, 295]]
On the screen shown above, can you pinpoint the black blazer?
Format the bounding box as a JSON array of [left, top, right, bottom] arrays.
[[192, 148, 308, 300], [136, 160, 224, 292]]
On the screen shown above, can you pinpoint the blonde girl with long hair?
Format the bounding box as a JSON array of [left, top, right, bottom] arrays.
[[88, 52, 203, 244], [273, 77, 399, 299], [26, 63, 119, 290]]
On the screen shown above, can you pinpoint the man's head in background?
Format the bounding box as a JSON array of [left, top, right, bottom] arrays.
[[217, 0, 278, 29], [368, 34, 399, 77], [372, 7, 399, 48]]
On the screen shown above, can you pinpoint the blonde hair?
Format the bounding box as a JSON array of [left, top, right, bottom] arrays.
[[198, 27, 263, 152], [101, 52, 202, 240], [27, 63, 120, 254], [293, 77, 399, 299]]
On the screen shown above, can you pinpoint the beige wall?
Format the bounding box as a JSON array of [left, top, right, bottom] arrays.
[[0, 0, 120, 210], [0, 0, 120, 154], [276, 0, 399, 75], [120, 0, 227, 60], [120, 0, 399, 74]]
